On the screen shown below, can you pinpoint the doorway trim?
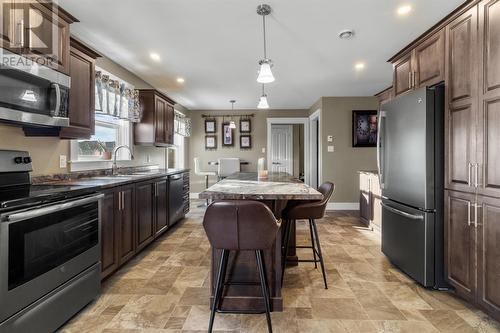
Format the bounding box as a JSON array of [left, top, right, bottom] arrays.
[[267, 118, 310, 184], [308, 109, 322, 188]]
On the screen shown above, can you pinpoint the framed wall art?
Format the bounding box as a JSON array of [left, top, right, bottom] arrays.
[[205, 118, 216, 133], [352, 110, 378, 147], [222, 122, 234, 146], [205, 135, 217, 149], [240, 118, 251, 133], [240, 135, 252, 149]]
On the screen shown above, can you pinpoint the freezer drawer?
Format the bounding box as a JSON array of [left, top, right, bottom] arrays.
[[381, 199, 435, 287]]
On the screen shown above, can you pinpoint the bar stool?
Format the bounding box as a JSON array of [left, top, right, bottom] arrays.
[[194, 157, 217, 206], [217, 158, 240, 180], [203, 201, 280, 333], [281, 182, 334, 289]]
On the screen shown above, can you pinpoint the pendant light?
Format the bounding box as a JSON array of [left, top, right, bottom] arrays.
[[257, 84, 269, 109], [229, 100, 237, 128], [256, 4, 275, 83]]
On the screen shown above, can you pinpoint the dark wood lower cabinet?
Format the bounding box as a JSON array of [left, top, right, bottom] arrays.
[[136, 181, 155, 251], [100, 190, 119, 279], [118, 184, 136, 264], [155, 178, 169, 236]]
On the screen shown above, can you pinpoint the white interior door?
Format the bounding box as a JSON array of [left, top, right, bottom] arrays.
[[309, 118, 319, 188], [270, 124, 293, 174]]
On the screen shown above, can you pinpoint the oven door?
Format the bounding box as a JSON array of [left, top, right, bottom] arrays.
[[0, 194, 102, 323]]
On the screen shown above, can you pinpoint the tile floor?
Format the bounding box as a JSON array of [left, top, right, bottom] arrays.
[[59, 201, 500, 333]]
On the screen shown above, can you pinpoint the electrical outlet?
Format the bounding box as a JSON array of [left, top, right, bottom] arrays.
[[327, 146, 334, 152], [59, 155, 67, 168], [327, 135, 333, 142], [262, 147, 266, 153]]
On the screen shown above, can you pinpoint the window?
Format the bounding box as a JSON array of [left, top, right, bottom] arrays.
[[167, 112, 188, 168], [71, 113, 132, 163]]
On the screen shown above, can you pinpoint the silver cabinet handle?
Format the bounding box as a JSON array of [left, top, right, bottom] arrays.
[[121, 191, 125, 210], [474, 203, 481, 228], [381, 202, 424, 220], [16, 19, 24, 47], [474, 163, 479, 188], [467, 201, 472, 226], [118, 191, 122, 211], [413, 71, 416, 88], [468, 162, 473, 187]]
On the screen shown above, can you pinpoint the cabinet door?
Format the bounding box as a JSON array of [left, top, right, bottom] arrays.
[[393, 53, 413, 97], [25, 3, 70, 74], [119, 185, 136, 265], [154, 96, 166, 145], [444, 190, 476, 301], [101, 190, 119, 279], [165, 103, 175, 145], [59, 44, 95, 139], [136, 181, 155, 250], [414, 29, 445, 88], [359, 173, 371, 225], [0, 0, 25, 53], [444, 6, 478, 194], [476, 195, 500, 318], [155, 179, 168, 236], [477, 0, 500, 199]]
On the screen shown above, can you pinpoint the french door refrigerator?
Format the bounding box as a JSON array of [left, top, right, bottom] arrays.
[[378, 84, 447, 289]]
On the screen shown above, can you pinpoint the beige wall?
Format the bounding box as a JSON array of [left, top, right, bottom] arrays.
[[320, 97, 379, 203], [0, 56, 183, 176], [189, 109, 307, 192]]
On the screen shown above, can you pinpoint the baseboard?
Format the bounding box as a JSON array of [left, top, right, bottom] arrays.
[[326, 202, 359, 211]]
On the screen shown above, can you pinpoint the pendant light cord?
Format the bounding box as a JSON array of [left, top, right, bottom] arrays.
[[262, 15, 267, 59]]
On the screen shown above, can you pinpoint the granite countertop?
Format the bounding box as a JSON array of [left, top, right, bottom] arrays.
[[39, 168, 189, 190], [199, 172, 323, 201]]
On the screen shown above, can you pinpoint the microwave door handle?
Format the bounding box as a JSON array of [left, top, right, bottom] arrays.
[[3, 194, 103, 223], [377, 110, 386, 189], [51, 83, 61, 117]]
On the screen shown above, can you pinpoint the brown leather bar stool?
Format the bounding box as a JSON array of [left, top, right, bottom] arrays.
[[203, 200, 280, 333], [282, 182, 334, 289]]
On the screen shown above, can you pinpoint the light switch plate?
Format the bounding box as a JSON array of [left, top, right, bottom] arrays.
[[327, 135, 333, 142], [327, 146, 334, 152], [59, 155, 67, 168], [262, 147, 266, 153]]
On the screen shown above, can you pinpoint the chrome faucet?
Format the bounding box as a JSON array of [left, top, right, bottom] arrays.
[[112, 145, 134, 175]]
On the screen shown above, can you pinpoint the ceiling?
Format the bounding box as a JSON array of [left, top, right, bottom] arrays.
[[59, 0, 465, 110]]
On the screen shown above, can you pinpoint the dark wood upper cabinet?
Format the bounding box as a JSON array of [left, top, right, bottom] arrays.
[[393, 53, 413, 97], [135, 181, 155, 251], [135, 90, 176, 146], [414, 29, 445, 88], [59, 38, 100, 139], [477, 0, 500, 199], [444, 190, 476, 301], [476, 195, 500, 316], [375, 86, 393, 106], [1, 1, 78, 75]]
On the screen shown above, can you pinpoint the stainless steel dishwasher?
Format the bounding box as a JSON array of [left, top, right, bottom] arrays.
[[168, 174, 185, 226]]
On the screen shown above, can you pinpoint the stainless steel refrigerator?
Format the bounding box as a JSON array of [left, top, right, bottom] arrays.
[[377, 84, 447, 289]]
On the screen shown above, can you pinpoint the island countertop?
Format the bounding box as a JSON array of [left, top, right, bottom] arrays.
[[199, 172, 323, 201]]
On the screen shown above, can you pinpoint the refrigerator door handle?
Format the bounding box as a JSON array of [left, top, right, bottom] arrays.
[[377, 110, 386, 189], [381, 202, 424, 220]]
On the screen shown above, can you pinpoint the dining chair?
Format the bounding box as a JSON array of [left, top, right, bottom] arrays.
[[194, 157, 217, 206], [217, 158, 240, 180]]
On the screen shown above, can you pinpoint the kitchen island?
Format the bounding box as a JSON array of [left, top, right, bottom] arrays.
[[199, 172, 322, 312]]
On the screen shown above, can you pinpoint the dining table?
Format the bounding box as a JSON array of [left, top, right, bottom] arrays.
[[199, 172, 323, 312]]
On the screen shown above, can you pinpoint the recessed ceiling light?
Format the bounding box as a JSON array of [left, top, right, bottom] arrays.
[[397, 5, 412, 15], [355, 62, 365, 70], [338, 29, 355, 40], [176, 77, 185, 83], [150, 53, 160, 61]]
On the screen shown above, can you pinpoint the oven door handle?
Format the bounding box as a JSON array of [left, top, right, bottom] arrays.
[[4, 194, 103, 223]]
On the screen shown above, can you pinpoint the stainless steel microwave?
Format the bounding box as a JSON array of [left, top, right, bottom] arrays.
[[0, 49, 70, 127]]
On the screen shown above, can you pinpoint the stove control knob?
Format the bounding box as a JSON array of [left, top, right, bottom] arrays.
[[14, 157, 23, 164], [23, 157, 32, 164]]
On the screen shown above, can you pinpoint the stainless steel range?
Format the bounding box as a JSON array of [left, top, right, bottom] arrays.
[[0, 150, 102, 333]]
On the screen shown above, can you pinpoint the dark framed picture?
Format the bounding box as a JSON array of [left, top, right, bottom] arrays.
[[222, 122, 234, 146], [205, 135, 217, 149], [205, 119, 216, 133], [240, 119, 251, 133], [352, 110, 378, 147], [240, 135, 252, 149]]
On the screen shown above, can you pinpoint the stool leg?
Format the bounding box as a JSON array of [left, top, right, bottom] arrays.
[[256, 250, 273, 333], [308, 220, 318, 269], [311, 219, 328, 289], [281, 219, 293, 286], [209, 249, 229, 332], [205, 175, 210, 206]]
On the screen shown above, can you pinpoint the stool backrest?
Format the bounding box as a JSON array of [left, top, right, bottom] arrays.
[[203, 200, 280, 250], [218, 158, 240, 178], [194, 157, 202, 174]]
